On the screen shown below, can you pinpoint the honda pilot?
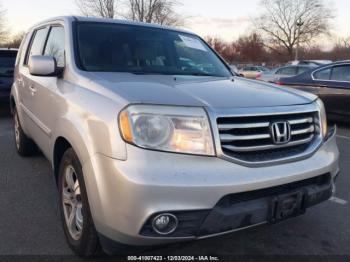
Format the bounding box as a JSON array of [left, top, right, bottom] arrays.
[[10, 16, 339, 256]]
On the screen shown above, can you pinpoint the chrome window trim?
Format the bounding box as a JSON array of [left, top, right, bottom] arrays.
[[206, 102, 323, 167], [311, 63, 350, 83]]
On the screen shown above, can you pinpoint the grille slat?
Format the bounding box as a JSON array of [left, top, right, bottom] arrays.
[[291, 126, 315, 136], [217, 112, 318, 163], [222, 134, 314, 152], [289, 117, 313, 125], [220, 133, 270, 142], [218, 122, 270, 130]]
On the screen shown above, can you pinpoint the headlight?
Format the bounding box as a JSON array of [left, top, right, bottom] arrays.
[[119, 105, 215, 156], [316, 99, 328, 139]]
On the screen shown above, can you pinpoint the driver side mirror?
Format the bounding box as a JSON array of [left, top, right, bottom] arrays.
[[29, 55, 62, 77]]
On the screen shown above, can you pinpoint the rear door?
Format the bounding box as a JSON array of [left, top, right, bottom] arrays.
[[316, 64, 350, 117], [293, 67, 332, 95]]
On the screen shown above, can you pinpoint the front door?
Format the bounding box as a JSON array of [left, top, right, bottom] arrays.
[[28, 25, 66, 158], [19, 27, 49, 140]]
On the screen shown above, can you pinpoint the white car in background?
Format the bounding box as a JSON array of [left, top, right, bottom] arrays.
[[239, 66, 269, 79]]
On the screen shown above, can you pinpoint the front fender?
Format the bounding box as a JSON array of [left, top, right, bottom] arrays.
[[51, 117, 92, 167], [51, 105, 128, 168]]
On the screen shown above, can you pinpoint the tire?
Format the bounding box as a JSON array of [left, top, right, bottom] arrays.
[[58, 148, 100, 257], [13, 108, 37, 156]]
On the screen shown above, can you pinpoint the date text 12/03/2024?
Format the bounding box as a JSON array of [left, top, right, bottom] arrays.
[[127, 256, 220, 261]]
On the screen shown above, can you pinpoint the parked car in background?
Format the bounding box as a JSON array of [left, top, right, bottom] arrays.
[[256, 65, 315, 83], [279, 61, 350, 122], [0, 48, 18, 104], [287, 60, 332, 67], [11, 16, 339, 257], [239, 66, 269, 79]]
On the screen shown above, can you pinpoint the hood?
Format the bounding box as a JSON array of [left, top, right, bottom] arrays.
[[88, 72, 316, 108]]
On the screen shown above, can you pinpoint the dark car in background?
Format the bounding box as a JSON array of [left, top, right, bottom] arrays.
[[256, 65, 314, 83], [0, 48, 18, 105], [279, 61, 350, 122], [287, 60, 332, 67]]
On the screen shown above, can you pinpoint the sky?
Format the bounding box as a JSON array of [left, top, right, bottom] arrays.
[[2, 0, 350, 45]]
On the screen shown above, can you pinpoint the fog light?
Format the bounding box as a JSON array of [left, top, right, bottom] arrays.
[[152, 213, 178, 235]]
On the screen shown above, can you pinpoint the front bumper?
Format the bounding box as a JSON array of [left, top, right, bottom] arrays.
[[82, 130, 339, 248]]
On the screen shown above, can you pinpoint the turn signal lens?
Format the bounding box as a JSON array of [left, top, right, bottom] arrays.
[[119, 111, 133, 142], [316, 99, 328, 139]]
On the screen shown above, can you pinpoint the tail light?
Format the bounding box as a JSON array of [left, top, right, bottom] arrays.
[[256, 73, 261, 79]]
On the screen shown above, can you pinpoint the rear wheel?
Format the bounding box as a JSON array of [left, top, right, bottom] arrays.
[[58, 148, 99, 257], [13, 109, 37, 156]]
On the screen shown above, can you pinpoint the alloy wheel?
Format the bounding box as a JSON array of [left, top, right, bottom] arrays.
[[14, 113, 20, 149], [62, 165, 84, 241]]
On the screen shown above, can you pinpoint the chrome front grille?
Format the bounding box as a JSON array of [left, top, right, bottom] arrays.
[[217, 112, 319, 163]]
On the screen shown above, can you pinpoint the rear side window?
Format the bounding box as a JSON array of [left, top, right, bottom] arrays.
[[314, 68, 331, 80], [25, 27, 49, 65], [331, 65, 350, 81], [44, 26, 65, 67], [277, 67, 296, 76]]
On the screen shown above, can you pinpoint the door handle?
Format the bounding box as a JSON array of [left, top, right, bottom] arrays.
[[29, 85, 36, 95]]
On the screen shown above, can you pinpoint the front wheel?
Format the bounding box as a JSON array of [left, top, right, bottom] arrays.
[[58, 148, 99, 257]]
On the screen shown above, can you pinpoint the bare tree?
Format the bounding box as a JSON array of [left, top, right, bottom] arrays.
[[75, 0, 118, 18], [127, 0, 183, 26], [235, 33, 267, 62], [335, 37, 350, 49], [0, 5, 8, 44], [7, 32, 26, 48], [255, 0, 334, 59]]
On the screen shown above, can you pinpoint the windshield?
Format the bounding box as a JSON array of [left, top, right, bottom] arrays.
[[75, 22, 231, 77], [0, 51, 17, 77]]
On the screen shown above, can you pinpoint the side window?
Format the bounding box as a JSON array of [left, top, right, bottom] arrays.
[[277, 67, 296, 76], [331, 65, 350, 81], [44, 26, 65, 67], [314, 68, 331, 80], [25, 27, 49, 65]]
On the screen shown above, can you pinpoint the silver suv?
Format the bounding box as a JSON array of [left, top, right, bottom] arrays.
[[11, 16, 339, 256]]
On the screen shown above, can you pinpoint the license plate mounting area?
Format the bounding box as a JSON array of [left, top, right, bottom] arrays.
[[269, 191, 305, 223]]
